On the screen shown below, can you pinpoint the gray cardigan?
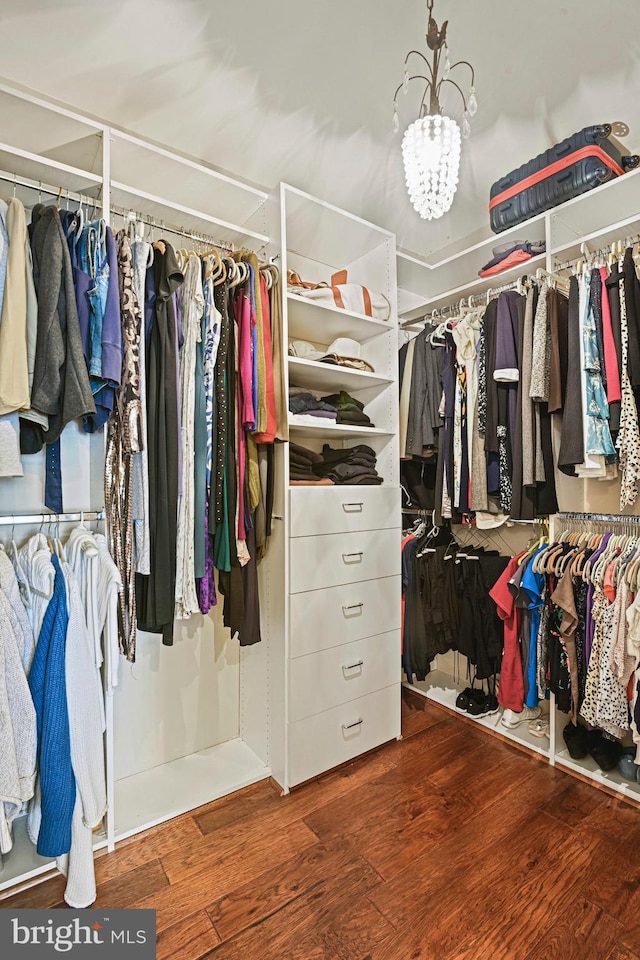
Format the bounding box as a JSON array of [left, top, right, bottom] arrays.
[[29, 205, 95, 445]]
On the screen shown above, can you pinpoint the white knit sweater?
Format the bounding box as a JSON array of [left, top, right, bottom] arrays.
[[0, 590, 36, 854], [0, 548, 35, 671]]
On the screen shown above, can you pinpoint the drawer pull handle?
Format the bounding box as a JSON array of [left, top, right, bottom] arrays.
[[342, 551, 364, 562], [342, 502, 364, 512], [342, 718, 364, 731], [342, 660, 364, 671], [342, 602, 364, 614]]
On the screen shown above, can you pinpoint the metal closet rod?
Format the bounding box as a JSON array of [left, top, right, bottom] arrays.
[[556, 511, 640, 524], [554, 234, 640, 274], [0, 171, 237, 253], [0, 510, 105, 526], [0, 171, 101, 206], [109, 203, 235, 252], [401, 276, 531, 330]]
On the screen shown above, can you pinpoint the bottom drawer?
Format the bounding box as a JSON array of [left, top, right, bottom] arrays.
[[287, 684, 400, 787]]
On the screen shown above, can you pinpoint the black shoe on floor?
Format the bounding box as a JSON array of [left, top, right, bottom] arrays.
[[467, 692, 499, 718], [589, 731, 623, 772], [455, 687, 475, 711], [562, 721, 590, 759]]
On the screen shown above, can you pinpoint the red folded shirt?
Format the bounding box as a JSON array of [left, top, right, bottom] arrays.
[[479, 249, 533, 278]]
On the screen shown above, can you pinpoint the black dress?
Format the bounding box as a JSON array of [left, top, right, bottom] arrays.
[[558, 277, 584, 475], [136, 242, 184, 645]]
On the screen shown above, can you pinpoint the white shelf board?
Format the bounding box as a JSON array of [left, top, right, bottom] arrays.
[[554, 747, 640, 801], [397, 220, 546, 303], [551, 211, 640, 262], [109, 130, 267, 230], [0, 143, 102, 194], [397, 212, 545, 273], [0, 816, 108, 895], [283, 183, 393, 268], [110, 181, 269, 248], [288, 420, 394, 441], [114, 738, 270, 842], [404, 673, 551, 759], [399, 253, 547, 319], [549, 168, 640, 253], [288, 357, 392, 393], [287, 293, 393, 344]]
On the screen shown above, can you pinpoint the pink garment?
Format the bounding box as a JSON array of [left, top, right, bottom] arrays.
[[600, 266, 621, 404], [236, 354, 247, 543], [252, 274, 277, 444], [236, 289, 255, 429]]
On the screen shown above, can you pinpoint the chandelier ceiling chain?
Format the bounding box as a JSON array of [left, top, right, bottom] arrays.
[[393, 0, 477, 221]]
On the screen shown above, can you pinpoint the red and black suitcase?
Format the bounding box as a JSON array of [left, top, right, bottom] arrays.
[[489, 123, 639, 233]]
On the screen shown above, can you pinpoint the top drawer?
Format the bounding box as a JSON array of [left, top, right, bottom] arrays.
[[290, 486, 400, 537]]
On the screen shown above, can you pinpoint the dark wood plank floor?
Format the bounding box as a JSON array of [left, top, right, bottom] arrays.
[[3, 689, 639, 960]]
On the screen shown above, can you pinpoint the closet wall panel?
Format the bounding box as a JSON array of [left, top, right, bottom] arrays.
[[112, 615, 240, 782]]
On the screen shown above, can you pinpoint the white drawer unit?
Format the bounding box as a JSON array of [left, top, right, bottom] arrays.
[[289, 527, 400, 594], [288, 631, 400, 722], [287, 684, 400, 787], [289, 486, 400, 538], [289, 575, 400, 657]]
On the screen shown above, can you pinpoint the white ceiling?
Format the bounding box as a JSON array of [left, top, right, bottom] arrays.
[[2, 0, 640, 257]]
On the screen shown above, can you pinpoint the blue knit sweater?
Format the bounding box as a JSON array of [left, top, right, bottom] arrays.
[[28, 553, 76, 857]]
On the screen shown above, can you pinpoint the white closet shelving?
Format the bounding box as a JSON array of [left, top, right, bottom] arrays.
[[0, 83, 407, 898], [398, 166, 640, 805], [260, 184, 402, 792], [0, 83, 276, 895]]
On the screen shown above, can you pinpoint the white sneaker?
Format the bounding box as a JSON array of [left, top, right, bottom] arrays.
[[501, 705, 542, 729]]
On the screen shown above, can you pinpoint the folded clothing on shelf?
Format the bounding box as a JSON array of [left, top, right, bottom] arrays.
[[288, 441, 383, 485], [478, 239, 546, 277], [289, 338, 375, 373], [288, 387, 337, 422], [320, 390, 375, 427], [290, 440, 325, 481]]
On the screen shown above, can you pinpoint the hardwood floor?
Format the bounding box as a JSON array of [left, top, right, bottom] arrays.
[[3, 689, 639, 960]]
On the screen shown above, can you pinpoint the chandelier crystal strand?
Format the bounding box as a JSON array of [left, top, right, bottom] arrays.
[[402, 115, 461, 220]]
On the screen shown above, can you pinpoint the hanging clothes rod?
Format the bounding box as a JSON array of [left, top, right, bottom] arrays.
[[554, 234, 640, 274], [0, 510, 105, 526], [556, 511, 640, 524], [0, 170, 237, 253], [109, 203, 235, 253], [0, 170, 102, 207], [401, 274, 538, 330]]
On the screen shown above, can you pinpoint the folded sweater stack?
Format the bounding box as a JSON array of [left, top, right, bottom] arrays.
[[290, 442, 383, 485], [288, 387, 337, 425], [321, 391, 374, 427]]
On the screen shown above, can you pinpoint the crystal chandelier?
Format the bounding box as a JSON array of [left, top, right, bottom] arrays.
[[393, 0, 477, 220]]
